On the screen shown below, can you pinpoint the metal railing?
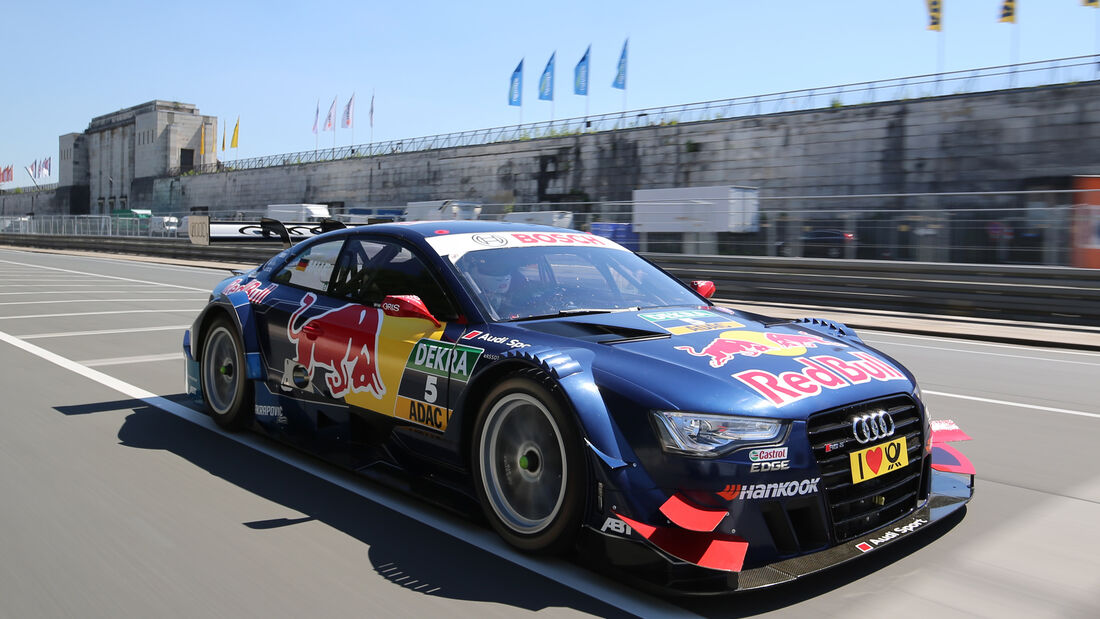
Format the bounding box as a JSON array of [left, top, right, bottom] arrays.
[[3, 190, 1098, 268], [0, 183, 59, 195], [165, 54, 1100, 177]]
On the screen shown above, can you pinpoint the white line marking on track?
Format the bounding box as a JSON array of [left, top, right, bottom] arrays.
[[0, 328, 695, 618], [862, 339, 1100, 366], [0, 309, 204, 320], [21, 325, 191, 340], [924, 390, 1100, 420], [0, 290, 201, 296], [80, 353, 183, 367], [0, 298, 207, 306], [861, 329, 1100, 357], [0, 259, 212, 292]]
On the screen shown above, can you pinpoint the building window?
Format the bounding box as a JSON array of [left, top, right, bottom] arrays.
[[180, 148, 194, 172]]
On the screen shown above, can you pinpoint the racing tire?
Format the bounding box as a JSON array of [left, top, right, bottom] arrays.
[[200, 315, 254, 431], [472, 376, 587, 554]]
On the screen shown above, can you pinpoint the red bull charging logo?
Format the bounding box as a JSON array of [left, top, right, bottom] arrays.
[[288, 293, 386, 399], [676, 331, 831, 368]]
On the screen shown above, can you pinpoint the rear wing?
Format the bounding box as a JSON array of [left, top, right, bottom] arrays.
[[187, 216, 348, 249]]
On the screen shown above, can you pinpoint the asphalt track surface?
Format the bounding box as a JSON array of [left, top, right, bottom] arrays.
[[0, 247, 1097, 619]]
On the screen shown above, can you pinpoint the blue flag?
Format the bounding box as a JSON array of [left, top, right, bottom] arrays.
[[539, 52, 555, 101], [574, 46, 590, 96], [509, 60, 523, 106], [612, 39, 627, 90]]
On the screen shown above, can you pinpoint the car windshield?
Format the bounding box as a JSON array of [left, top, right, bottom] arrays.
[[448, 245, 705, 321]]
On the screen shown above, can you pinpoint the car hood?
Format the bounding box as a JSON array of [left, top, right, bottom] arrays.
[[506, 306, 915, 421]]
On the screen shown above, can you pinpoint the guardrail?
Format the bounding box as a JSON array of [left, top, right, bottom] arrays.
[[3, 233, 1098, 326]]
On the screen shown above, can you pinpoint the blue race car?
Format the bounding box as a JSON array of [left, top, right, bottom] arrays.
[[183, 220, 973, 593]]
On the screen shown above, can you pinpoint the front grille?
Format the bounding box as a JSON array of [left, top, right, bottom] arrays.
[[807, 395, 927, 542]]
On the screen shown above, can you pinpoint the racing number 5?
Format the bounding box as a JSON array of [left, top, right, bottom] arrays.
[[424, 375, 438, 403]]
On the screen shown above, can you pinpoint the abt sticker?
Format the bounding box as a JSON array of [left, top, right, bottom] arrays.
[[600, 517, 634, 537]]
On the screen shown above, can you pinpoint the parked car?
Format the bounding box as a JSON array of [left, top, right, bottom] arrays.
[[778, 229, 857, 258]]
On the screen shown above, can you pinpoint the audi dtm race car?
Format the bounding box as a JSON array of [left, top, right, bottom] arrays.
[[183, 220, 974, 594]]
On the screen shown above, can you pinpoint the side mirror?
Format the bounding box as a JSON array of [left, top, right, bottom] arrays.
[[381, 295, 441, 327], [691, 280, 716, 299]]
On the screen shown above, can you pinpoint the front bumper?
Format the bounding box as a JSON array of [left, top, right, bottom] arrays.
[[581, 468, 972, 595]]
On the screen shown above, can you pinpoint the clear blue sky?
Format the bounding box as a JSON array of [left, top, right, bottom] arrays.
[[2, 1, 1099, 187]]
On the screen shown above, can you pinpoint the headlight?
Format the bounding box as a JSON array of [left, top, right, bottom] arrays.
[[652, 411, 784, 457]]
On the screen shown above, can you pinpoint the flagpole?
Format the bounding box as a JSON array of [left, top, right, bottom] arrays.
[[334, 94, 338, 151], [370, 90, 375, 148]]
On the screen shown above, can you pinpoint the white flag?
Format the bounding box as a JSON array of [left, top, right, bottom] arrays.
[[323, 97, 337, 131], [312, 101, 319, 134], [342, 93, 355, 129]]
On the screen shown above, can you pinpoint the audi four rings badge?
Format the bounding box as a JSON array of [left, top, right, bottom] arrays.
[[851, 410, 895, 444]]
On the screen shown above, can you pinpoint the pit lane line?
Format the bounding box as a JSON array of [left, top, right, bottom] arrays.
[[860, 330, 1100, 358], [922, 390, 1100, 420], [0, 328, 697, 619], [0, 258, 212, 292], [0, 309, 205, 320], [860, 338, 1100, 367], [0, 298, 208, 307], [19, 325, 192, 339]]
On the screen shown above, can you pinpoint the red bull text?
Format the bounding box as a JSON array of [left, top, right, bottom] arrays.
[[733, 352, 905, 407]]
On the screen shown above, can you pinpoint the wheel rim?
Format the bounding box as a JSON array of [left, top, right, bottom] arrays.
[[203, 326, 240, 416], [480, 392, 567, 535]]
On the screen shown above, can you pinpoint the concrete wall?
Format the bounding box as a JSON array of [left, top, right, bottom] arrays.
[[127, 82, 1100, 213]]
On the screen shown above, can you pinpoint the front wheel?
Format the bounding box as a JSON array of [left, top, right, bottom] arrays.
[[200, 315, 254, 430], [472, 377, 587, 554]]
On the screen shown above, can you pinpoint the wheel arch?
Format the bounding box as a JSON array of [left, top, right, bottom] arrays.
[[193, 291, 265, 381]]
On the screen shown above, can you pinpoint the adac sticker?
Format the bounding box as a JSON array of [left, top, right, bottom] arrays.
[[637, 309, 744, 336], [394, 338, 484, 432]]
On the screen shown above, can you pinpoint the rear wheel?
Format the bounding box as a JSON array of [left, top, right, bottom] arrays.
[[200, 316, 254, 430], [472, 377, 586, 554]]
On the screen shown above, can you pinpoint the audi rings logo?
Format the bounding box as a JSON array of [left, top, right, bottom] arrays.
[[472, 233, 508, 247], [851, 410, 895, 444]]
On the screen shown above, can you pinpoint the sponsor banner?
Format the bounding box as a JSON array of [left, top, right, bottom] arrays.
[[460, 330, 531, 350], [748, 446, 788, 462], [676, 330, 836, 367], [733, 352, 906, 407], [405, 338, 483, 382], [287, 293, 386, 400], [396, 395, 452, 431], [854, 516, 928, 553], [426, 231, 628, 259], [850, 436, 909, 484], [638, 309, 745, 336], [717, 478, 819, 500], [394, 338, 484, 432], [224, 278, 277, 304]]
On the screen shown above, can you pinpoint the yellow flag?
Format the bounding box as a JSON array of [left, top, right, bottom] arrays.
[[1086, 1, 1099, 7], [200, 125, 205, 157], [231, 117, 240, 149], [926, 0, 942, 31], [999, 1, 1015, 23]]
